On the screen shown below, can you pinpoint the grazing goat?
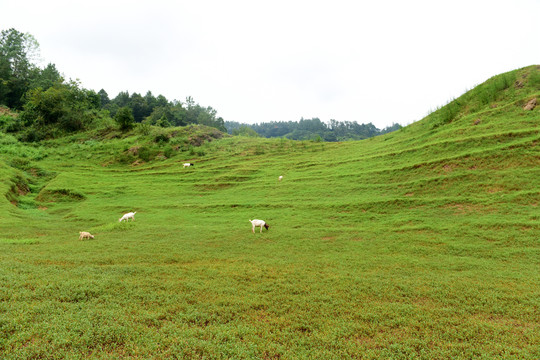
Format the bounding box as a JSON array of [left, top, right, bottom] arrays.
[[278, 175, 283, 181], [183, 163, 194, 168], [249, 219, 269, 233], [119, 211, 136, 222], [79, 231, 94, 240]]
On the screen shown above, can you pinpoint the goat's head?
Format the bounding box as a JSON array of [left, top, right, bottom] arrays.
[[264, 223, 270, 230]]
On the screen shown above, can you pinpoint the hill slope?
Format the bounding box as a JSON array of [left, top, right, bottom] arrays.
[[0, 66, 538, 358]]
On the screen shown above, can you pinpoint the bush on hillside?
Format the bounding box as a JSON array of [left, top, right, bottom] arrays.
[[115, 106, 135, 131]]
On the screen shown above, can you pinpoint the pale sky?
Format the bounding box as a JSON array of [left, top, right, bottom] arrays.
[[2, 0, 539, 128]]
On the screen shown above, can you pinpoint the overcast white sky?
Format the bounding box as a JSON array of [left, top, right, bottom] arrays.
[[3, 0, 539, 128]]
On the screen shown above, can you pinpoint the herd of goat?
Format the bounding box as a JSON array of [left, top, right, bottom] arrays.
[[78, 162, 280, 239]]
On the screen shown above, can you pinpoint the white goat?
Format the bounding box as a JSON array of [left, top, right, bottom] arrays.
[[278, 175, 283, 181], [183, 163, 194, 168], [119, 211, 136, 222], [249, 219, 269, 233], [79, 231, 94, 240]]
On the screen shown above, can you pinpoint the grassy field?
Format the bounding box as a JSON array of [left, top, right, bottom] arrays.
[[0, 66, 539, 359]]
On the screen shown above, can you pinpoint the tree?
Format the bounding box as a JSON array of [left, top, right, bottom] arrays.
[[115, 106, 134, 131], [113, 91, 130, 107], [155, 115, 171, 128], [183, 97, 226, 131], [21, 85, 67, 127], [0, 28, 40, 108], [29, 63, 62, 91], [129, 92, 148, 123], [98, 89, 110, 107], [20, 79, 100, 134], [155, 94, 169, 108], [145, 105, 178, 126], [144, 91, 156, 110]]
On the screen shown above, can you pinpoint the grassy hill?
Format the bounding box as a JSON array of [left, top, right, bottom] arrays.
[[0, 66, 538, 359]]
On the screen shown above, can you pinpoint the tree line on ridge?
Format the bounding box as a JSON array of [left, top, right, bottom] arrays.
[[0, 28, 400, 142]]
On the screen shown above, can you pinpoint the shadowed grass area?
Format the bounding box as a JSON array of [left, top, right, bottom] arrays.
[[0, 66, 539, 359]]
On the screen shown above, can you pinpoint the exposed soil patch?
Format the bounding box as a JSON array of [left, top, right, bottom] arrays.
[[523, 98, 537, 111], [16, 182, 30, 196], [131, 159, 145, 166], [127, 146, 141, 155]]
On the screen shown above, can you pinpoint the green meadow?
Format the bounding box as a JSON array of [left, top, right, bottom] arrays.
[[0, 66, 539, 359]]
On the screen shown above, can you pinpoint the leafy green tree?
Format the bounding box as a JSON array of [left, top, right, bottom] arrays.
[[0, 54, 12, 106], [155, 115, 171, 128], [183, 97, 226, 131], [144, 91, 156, 110], [0, 28, 40, 109], [130, 92, 150, 123], [169, 102, 187, 126], [145, 105, 172, 126], [113, 91, 130, 107], [20, 79, 101, 134], [155, 94, 169, 108], [29, 63, 62, 91], [115, 106, 135, 131], [98, 89, 110, 107], [21, 85, 67, 126]]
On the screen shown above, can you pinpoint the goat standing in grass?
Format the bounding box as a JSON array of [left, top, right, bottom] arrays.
[[119, 211, 136, 222], [249, 219, 269, 233], [79, 231, 94, 240], [183, 163, 194, 168]]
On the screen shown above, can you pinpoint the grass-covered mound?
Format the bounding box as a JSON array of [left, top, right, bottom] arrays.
[[0, 66, 538, 359]]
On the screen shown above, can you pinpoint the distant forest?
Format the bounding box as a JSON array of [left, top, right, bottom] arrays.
[[225, 119, 401, 141], [0, 28, 401, 142]]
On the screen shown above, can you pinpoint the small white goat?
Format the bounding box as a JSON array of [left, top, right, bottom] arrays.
[[183, 163, 194, 168], [79, 231, 94, 240], [249, 219, 269, 233], [278, 175, 283, 181], [119, 211, 136, 222]]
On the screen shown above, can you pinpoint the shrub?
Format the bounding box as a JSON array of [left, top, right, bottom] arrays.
[[154, 133, 169, 143], [0, 114, 17, 131], [137, 146, 153, 162], [163, 145, 175, 158], [137, 123, 152, 136], [115, 107, 135, 131]]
